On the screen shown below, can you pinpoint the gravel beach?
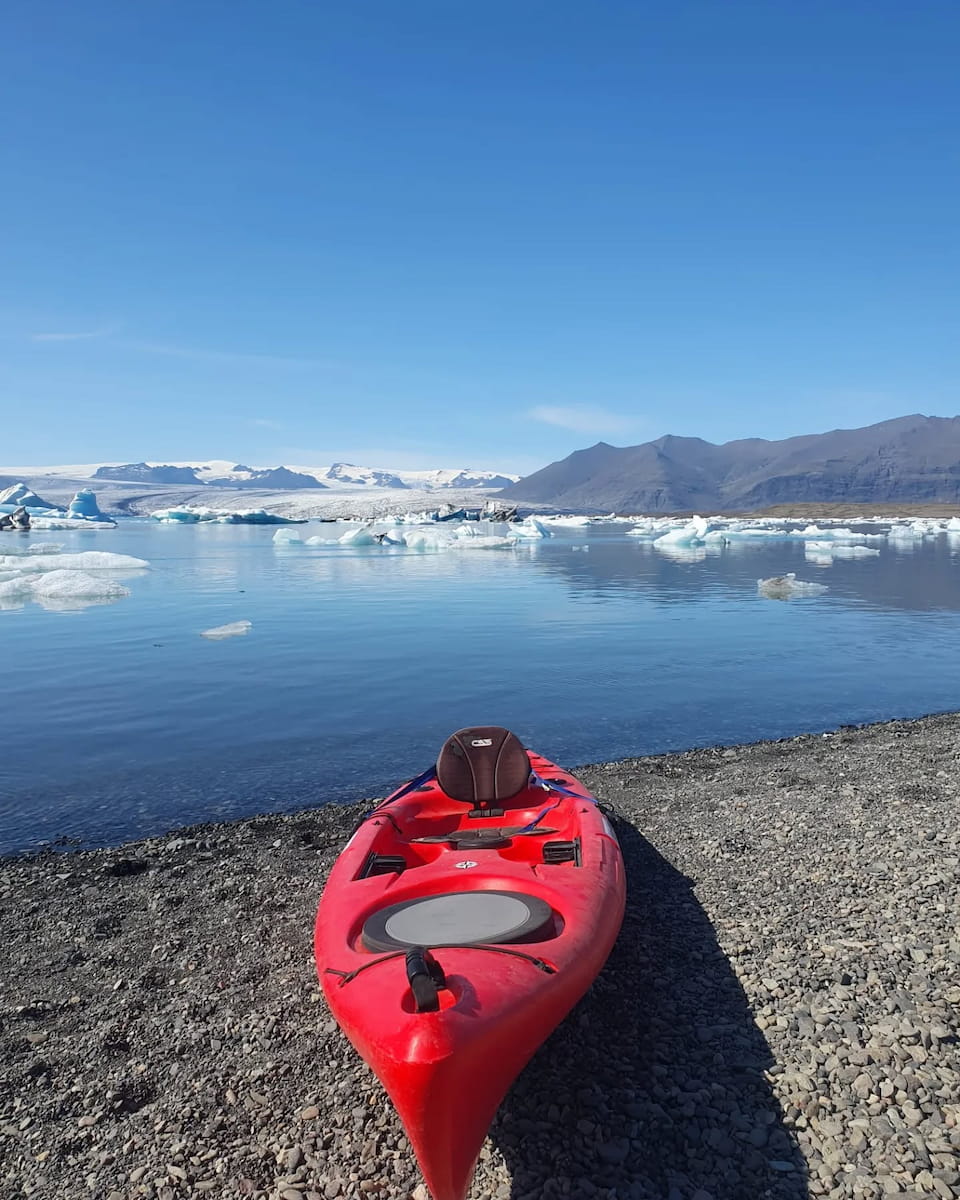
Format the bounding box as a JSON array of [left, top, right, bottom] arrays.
[[2, 713, 959, 1200]]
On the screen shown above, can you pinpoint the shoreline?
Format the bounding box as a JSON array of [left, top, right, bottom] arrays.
[[2, 711, 959, 1199]]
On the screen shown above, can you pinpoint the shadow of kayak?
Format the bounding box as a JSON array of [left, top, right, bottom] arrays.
[[488, 814, 809, 1199]]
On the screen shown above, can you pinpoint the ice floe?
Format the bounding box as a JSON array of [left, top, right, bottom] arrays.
[[151, 506, 304, 525], [0, 570, 132, 611], [0, 549, 148, 611], [757, 574, 828, 599], [200, 620, 252, 639], [804, 541, 881, 563]]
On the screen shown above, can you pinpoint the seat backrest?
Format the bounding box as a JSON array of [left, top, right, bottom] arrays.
[[436, 726, 531, 807]]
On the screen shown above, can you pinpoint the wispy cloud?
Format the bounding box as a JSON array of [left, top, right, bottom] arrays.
[[528, 405, 643, 436], [248, 417, 284, 431], [28, 325, 337, 370], [31, 326, 116, 342], [121, 339, 337, 370]]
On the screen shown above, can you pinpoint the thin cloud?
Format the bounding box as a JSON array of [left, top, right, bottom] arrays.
[[248, 418, 284, 431], [122, 338, 338, 370], [31, 326, 116, 342], [528, 405, 643, 436]]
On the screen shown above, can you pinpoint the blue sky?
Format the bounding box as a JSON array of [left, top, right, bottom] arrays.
[[2, 1, 958, 475]]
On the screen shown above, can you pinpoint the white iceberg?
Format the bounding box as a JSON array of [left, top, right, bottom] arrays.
[[151, 506, 303, 525], [0, 550, 149, 574], [653, 515, 713, 547], [338, 524, 382, 546], [830, 544, 881, 559], [0, 549, 148, 611], [200, 620, 252, 640], [758, 573, 828, 599], [0, 569, 131, 611], [272, 528, 304, 545], [508, 517, 552, 540]]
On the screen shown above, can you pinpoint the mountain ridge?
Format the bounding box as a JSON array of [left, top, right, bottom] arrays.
[[24, 460, 520, 491], [502, 414, 960, 512]]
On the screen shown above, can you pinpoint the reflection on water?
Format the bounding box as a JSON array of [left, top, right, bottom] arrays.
[[2, 522, 959, 852]]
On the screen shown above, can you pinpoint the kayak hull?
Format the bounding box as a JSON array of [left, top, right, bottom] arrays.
[[314, 748, 625, 1200]]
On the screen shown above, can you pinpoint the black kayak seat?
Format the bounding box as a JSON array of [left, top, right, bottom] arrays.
[[436, 726, 531, 808]]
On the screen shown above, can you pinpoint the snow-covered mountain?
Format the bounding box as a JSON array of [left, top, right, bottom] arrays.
[[5, 459, 520, 491]]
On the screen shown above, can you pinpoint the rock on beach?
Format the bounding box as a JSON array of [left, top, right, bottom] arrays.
[[1, 712, 959, 1199]]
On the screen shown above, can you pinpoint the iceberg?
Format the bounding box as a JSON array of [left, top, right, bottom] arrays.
[[67, 488, 107, 521], [653, 515, 712, 547], [151, 506, 305, 525], [272, 528, 304, 545], [0, 483, 61, 512], [758, 573, 828, 599], [804, 541, 880, 562], [0, 550, 149, 574], [887, 522, 926, 540], [338, 524, 382, 546], [0, 569, 131, 611], [200, 620, 252, 639], [0, 549, 148, 611], [509, 517, 552, 540], [830, 544, 881, 559]]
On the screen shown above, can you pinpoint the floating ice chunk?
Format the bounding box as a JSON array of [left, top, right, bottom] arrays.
[[400, 528, 451, 551], [201, 620, 252, 640], [338, 524, 381, 546], [68, 489, 106, 520], [152, 508, 200, 523], [27, 543, 64, 555], [28, 515, 117, 530], [830, 544, 881, 559], [540, 515, 593, 527], [0, 550, 148, 574], [887, 523, 925, 540], [653, 515, 715, 547], [758, 573, 828, 599], [272, 528, 304, 545], [947, 516, 960, 532], [509, 517, 551, 539], [0, 569, 131, 611], [151, 506, 303, 525], [804, 542, 880, 563]]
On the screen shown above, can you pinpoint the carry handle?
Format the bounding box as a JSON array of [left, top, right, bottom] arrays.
[[405, 946, 447, 1013]]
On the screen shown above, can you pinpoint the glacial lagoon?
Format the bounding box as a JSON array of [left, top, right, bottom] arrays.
[[2, 516, 959, 854]]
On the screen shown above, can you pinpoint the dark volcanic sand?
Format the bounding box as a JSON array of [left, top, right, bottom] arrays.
[[2, 714, 959, 1200]]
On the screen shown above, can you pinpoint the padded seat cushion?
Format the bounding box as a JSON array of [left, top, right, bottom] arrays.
[[436, 726, 531, 806]]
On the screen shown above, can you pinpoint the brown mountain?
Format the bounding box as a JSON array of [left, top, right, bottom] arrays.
[[503, 415, 960, 512]]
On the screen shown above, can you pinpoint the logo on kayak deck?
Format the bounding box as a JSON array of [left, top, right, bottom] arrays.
[[471, 738, 493, 747], [455, 860, 478, 869]]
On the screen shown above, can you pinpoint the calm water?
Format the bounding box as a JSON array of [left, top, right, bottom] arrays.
[[2, 521, 960, 854]]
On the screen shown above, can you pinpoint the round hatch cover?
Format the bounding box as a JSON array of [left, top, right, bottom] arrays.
[[361, 889, 554, 952]]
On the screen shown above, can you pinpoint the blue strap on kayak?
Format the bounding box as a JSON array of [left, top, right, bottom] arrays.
[[528, 768, 596, 802], [516, 769, 597, 833], [363, 764, 437, 821]]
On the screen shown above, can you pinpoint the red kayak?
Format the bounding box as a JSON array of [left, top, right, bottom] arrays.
[[314, 726, 626, 1200]]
